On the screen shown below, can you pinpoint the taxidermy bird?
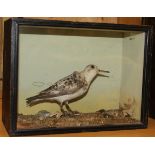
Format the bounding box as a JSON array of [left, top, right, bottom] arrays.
[[26, 64, 110, 114]]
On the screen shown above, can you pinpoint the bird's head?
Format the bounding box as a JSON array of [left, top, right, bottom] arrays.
[[82, 64, 110, 83]]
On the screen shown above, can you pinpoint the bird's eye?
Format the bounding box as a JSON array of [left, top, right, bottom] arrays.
[[91, 65, 95, 69]]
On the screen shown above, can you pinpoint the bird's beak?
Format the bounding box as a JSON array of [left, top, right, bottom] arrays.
[[98, 69, 110, 77]]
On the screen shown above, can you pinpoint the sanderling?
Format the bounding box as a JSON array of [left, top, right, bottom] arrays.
[[26, 64, 110, 114]]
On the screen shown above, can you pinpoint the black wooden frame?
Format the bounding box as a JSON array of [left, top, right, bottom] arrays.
[[142, 18, 155, 119], [2, 18, 153, 136]]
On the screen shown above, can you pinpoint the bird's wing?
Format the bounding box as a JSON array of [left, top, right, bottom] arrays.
[[37, 71, 87, 98]]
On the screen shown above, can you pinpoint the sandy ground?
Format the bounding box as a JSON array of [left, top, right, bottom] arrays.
[[17, 109, 140, 130]]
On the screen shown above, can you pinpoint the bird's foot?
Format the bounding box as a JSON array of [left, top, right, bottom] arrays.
[[62, 110, 80, 117], [62, 111, 72, 117], [71, 110, 80, 116]]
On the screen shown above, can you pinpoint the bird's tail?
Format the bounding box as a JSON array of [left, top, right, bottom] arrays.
[[26, 95, 43, 107]]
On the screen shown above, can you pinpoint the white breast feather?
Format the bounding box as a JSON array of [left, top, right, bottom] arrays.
[[52, 88, 87, 103]]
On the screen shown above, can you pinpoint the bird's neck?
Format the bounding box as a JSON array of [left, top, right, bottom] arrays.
[[80, 71, 97, 85]]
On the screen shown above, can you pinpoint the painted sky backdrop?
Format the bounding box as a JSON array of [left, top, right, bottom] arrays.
[[17, 27, 145, 120]]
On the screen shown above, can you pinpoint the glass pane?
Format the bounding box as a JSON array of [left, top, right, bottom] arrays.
[[17, 25, 145, 130]]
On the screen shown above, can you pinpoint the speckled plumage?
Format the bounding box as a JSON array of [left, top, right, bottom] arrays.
[[26, 64, 109, 114], [39, 71, 87, 98]]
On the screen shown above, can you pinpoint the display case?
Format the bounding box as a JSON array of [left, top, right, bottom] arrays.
[[2, 18, 152, 136]]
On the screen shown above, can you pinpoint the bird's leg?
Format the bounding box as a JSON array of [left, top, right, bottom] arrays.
[[60, 104, 67, 115], [65, 102, 80, 115], [65, 102, 73, 113]]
